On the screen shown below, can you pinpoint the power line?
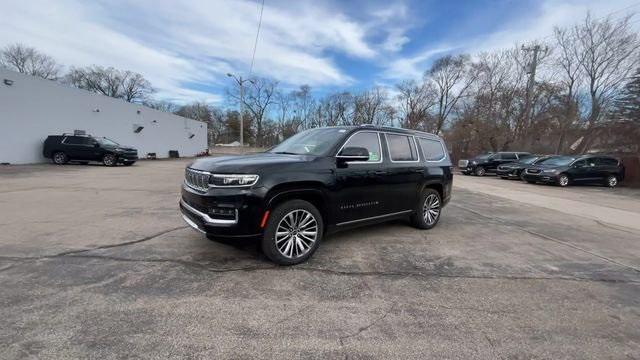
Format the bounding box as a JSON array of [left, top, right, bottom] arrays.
[[248, 0, 265, 77]]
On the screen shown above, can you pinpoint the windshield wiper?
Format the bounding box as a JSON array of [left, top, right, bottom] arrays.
[[273, 151, 300, 155]]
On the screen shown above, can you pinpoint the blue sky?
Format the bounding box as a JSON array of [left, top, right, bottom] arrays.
[[2, 0, 639, 104]]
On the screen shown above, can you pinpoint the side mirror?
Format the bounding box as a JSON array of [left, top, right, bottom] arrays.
[[337, 147, 369, 162]]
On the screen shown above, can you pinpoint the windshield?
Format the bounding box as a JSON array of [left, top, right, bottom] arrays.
[[538, 156, 575, 166], [474, 153, 493, 160], [269, 128, 347, 156], [96, 137, 120, 146], [519, 156, 540, 165]]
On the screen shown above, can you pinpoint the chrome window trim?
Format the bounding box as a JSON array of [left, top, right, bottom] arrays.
[[335, 130, 383, 165], [384, 133, 420, 163], [180, 198, 238, 225], [336, 209, 413, 226], [416, 136, 447, 163]]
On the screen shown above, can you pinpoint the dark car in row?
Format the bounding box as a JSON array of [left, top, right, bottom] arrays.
[[458, 152, 531, 176], [521, 155, 625, 188], [180, 125, 453, 265], [43, 134, 138, 166], [496, 155, 551, 180]]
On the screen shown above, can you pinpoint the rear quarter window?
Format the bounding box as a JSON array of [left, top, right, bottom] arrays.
[[418, 137, 445, 161]]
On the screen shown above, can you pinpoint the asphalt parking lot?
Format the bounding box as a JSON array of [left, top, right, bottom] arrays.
[[1, 160, 640, 359]]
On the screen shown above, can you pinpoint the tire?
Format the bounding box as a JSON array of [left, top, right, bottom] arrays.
[[605, 175, 618, 188], [52, 152, 68, 165], [123, 161, 135, 166], [103, 153, 117, 167], [261, 200, 323, 265], [410, 188, 442, 230], [557, 173, 570, 187], [475, 166, 486, 176]]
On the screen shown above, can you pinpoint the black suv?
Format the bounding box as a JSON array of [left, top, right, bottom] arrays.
[[180, 126, 453, 265], [521, 155, 625, 187], [458, 152, 531, 176], [43, 134, 138, 166]]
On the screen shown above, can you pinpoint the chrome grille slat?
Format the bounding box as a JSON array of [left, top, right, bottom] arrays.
[[185, 168, 210, 192]]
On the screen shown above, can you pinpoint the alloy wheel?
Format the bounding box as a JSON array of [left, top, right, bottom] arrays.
[[608, 176, 618, 187], [476, 167, 486, 176], [423, 193, 441, 226], [53, 152, 66, 164], [559, 175, 569, 187], [103, 154, 116, 166], [275, 209, 318, 259]]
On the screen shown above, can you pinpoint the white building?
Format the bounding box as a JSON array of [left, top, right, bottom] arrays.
[[0, 69, 208, 164]]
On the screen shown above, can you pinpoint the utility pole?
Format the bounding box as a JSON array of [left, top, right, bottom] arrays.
[[227, 73, 254, 149]]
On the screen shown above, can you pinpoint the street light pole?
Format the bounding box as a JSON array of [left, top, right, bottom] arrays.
[[227, 73, 247, 149]]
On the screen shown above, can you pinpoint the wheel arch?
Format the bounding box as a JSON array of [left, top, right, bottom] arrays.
[[265, 182, 330, 228], [419, 181, 443, 200]]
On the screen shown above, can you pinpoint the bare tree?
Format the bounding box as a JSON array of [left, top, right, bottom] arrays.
[[573, 14, 640, 151], [227, 77, 277, 146], [0, 43, 61, 80], [426, 54, 478, 134], [395, 80, 436, 130], [352, 87, 392, 126], [65, 65, 154, 103]]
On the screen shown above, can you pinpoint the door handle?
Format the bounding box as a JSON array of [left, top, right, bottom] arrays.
[[373, 170, 388, 175], [411, 168, 423, 173]]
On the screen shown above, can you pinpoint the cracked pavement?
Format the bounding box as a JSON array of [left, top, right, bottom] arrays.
[[1, 160, 640, 359]]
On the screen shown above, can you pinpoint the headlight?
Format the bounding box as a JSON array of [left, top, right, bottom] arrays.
[[115, 148, 125, 152], [471, 160, 477, 165], [210, 174, 259, 187], [542, 169, 558, 174]]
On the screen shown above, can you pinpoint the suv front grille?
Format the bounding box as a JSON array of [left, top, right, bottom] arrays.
[[526, 168, 541, 174], [185, 168, 210, 192]]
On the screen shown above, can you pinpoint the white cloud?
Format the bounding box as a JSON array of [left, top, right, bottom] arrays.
[[381, 0, 640, 82], [0, 0, 382, 103]]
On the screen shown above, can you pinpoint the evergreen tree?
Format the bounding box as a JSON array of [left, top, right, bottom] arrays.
[[614, 68, 640, 123]]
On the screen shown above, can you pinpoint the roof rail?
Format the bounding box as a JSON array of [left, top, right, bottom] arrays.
[[359, 124, 375, 127]]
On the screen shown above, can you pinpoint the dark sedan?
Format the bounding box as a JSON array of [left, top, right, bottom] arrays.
[[497, 155, 551, 180], [521, 155, 624, 187]]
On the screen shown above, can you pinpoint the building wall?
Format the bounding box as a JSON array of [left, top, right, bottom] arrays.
[[0, 69, 208, 164]]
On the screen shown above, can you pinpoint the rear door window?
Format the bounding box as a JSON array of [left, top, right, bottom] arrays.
[[596, 157, 618, 167], [386, 134, 418, 161], [339, 132, 382, 163], [417, 138, 445, 161], [63, 136, 84, 145], [502, 153, 517, 160]]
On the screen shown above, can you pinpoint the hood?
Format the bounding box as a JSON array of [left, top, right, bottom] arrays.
[[526, 163, 569, 171], [189, 152, 315, 173]]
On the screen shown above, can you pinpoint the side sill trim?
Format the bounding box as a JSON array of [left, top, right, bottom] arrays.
[[336, 210, 413, 227]]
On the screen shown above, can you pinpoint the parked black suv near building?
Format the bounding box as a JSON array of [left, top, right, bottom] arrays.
[[521, 155, 624, 187], [180, 126, 453, 265], [43, 134, 138, 166], [496, 155, 551, 180], [458, 152, 531, 176]]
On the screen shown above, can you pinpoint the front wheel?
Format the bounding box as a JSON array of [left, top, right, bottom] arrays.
[[411, 188, 442, 230], [557, 174, 570, 187], [475, 166, 486, 176], [262, 200, 323, 265], [605, 175, 618, 188], [103, 154, 117, 167]]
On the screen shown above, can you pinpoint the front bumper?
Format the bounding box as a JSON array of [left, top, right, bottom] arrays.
[[497, 168, 520, 178], [179, 183, 265, 238], [117, 151, 138, 162], [521, 172, 558, 183]]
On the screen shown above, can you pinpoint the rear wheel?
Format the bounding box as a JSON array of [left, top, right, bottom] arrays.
[[605, 175, 618, 188], [411, 188, 442, 230], [103, 154, 117, 167], [52, 152, 68, 165], [557, 174, 570, 187], [475, 166, 486, 176], [262, 200, 323, 265]]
